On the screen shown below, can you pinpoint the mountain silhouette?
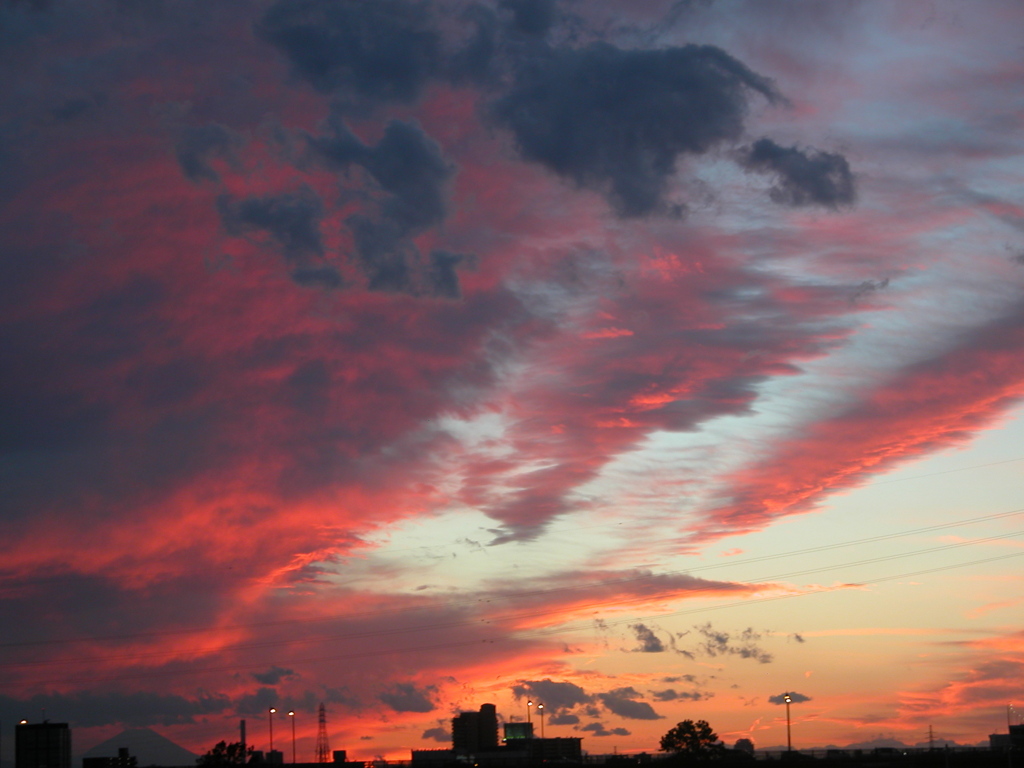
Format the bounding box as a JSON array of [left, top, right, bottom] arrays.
[[82, 728, 197, 767]]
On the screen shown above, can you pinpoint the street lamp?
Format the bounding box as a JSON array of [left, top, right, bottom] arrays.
[[783, 693, 792, 752], [269, 708, 277, 752], [288, 712, 296, 764], [538, 703, 545, 739], [527, 700, 533, 724]]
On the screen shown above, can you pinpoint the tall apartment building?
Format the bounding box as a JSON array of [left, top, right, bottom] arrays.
[[15, 722, 71, 768], [451, 704, 498, 753]]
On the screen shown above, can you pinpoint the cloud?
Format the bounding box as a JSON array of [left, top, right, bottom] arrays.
[[499, 0, 558, 37], [740, 138, 855, 209], [651, 689, 708, 702], [291, 264, 344, 289], [629, 623, 666, 653], [691, 624, 773, 664], [421, 727, 449, 743], [0, 691, 230, 728], [768, 692, 812, 704], [311, 117, 453, 233], [257, 0, 442, 105], [492, 42, 779, 216], [580, 722, 631, 737], [426, 250, 471, 300], [851, 278, 889, 303], [4, 0, 1021, 757], [176, 123, 239, 183], [597, 688, 663, 721], [699, 303, 1024, 539], [308, 116, 465, 297], [218, 187, 325, 261], [379, 683, 438, 713], [548, 713, 580, 725], [511, 679, 592, 713], [252, 666, 296, 686]]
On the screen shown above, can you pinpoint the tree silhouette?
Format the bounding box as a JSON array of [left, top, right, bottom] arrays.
[[197, 741, 253, 766], [659, 720, 726, 760]]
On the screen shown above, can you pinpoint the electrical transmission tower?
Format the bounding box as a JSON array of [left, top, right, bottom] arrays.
[[315, 703, 331, 763]]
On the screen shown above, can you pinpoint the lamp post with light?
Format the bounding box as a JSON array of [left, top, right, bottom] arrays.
[[538, 704, 545, 738], [527, 700, 533, 725], [783, 693, 792, 752], [269, 708, 277, 753], [287, 711, 296, 764]]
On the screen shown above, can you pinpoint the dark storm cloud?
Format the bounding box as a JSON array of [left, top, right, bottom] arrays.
[[768, 691, 811, 704], [234, 688, 282, 716], [52, 94, 106, 123], [363, 119, 453, 231], [0, 570, 242, 668], [311, 117, 453, 232], [651, 689, 707, 702], [427, 250, 470, 299], [511, 679, 592, 712], [500, 0, 558, 36], [309, 117, 466, 297], [176, 123, 239, 183], [597, 688, 662, 720], [291, 264, 344, 289], [257, 0, 442, 105], [252, 666, 296, 685], [548, 712, 579, 725], [580, 722, 630, 737], [347, 214, 416, 293], [741, 138, 855, 209], [629, 623, 665, 653], [0, 276, 229, 525], [0, 691, 230, 728], [447, 3, 499, 85], [0, 1, 53, 51], [492, 42, 779, 217], [421, 727, 449, 742], [218, 187, 325, 261], [379, 682, 437, 713]]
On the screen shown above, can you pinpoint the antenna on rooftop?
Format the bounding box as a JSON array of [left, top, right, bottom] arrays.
[[315, 703, 331, 763]]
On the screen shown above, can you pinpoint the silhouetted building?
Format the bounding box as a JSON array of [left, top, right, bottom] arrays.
[[990, 723, 1024, 751], [510, 737, 582, 763], [502, 723, 533, 741], [16, 722, 71, 768], [83, 747, 137, 768], [452, 704, 498, 754], [410, 750, 454, 767]]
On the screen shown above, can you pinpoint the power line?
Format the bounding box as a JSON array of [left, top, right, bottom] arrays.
[[3, 530, 1021, 676], [11, 547, 1024, 688], [866, 456, 1024, 487], [2, 506, 1020, 654]]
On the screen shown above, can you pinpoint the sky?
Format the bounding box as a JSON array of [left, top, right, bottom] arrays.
[[1, 0, 1023, 761]]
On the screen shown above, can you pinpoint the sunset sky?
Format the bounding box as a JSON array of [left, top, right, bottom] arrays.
[[2, 0, 1024, 761]]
